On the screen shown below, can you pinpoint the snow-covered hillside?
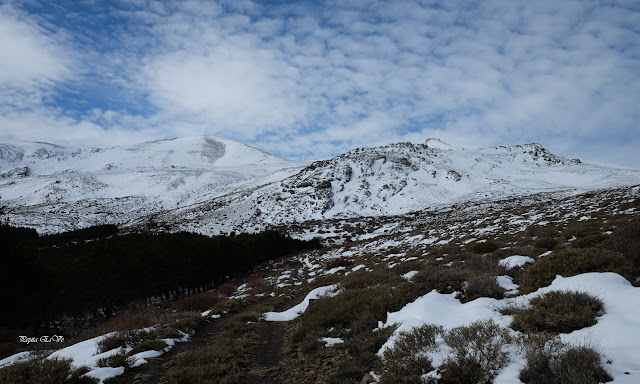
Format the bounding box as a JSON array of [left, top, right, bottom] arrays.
[[1, 137, 639, 234], [0, 136, 303, 232], [163, 140, 640, 235]]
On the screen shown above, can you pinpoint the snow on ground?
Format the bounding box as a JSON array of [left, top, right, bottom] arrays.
[[0, 351, 32, 368], [499, 255, 535, 269], [264, 285, 339, 321], [0, 327, 191, 382], [402, 271, 419, 281], [496, 275, 519, 296], [322, 337, 344, 347], [378, 273, 640, 383]]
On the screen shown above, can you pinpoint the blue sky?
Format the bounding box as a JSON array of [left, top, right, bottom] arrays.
[[1, 0, 639, 166]]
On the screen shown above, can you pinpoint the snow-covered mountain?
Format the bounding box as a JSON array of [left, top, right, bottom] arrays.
[[0, 136, 303, 232], [1, 137, 638, 234]]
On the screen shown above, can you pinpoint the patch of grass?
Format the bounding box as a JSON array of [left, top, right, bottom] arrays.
[[234, 310, 263, 323], [436, 320, 512, 384], [520, 248, 633, 293], [379, 324, 442, 384], [0, 357, 99, 384], [510, 290, 604, 334]]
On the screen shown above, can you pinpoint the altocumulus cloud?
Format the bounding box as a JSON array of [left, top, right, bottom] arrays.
[[0, 0, 639, 167]]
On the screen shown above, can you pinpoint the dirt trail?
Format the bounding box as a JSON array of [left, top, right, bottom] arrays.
[[107, 300, 295, 384], [107, 316, 228, 384], [242, 321, 288, 384]]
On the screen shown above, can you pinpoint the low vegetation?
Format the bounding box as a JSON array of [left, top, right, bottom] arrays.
[[519, 334, 612, 384], [509, 290, 604, 334], [0, 357, 98, 384], [519, 248, 633, 293]]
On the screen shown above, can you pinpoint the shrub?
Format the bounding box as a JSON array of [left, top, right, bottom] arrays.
[[535, 237, 558, 251], [552, 346, 612, 384], [216, 282, 237, 297], [511, 291, 604, 333], [472, 240, 500, 254], [519, 335, 612, 384], [0, 357, 99, 384], [520, 248, 633, 293], [379, 324, 443, 384], [462, 273, 505, 301], [573, 234, 607, 248], [96, 329, 159, 353], [128, 339, 168, 355], [247, 276, 270, 294], [173, 291, 222, 311], [437, 320, 511, 384], [172, 314, 207, 333], [608, 216, 640, 268], [97, 350, 132, 368]]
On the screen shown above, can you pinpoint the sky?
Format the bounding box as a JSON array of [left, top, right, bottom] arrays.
[[0, 0, 639, 167]]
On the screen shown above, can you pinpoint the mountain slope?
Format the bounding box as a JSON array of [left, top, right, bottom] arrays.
[[1, 137, 639, 235], [0, 136, 303, 232], [155, 140, 640, 235]]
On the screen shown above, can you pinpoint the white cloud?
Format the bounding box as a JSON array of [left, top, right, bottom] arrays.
[[1, 0, 639, 168], [0, 4, 73, 102]]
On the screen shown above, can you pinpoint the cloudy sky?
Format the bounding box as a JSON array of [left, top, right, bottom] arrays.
[[1, 0, 639, 166]]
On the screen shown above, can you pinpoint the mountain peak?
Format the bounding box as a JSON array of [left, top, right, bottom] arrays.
[[424, 138, 458, 150]]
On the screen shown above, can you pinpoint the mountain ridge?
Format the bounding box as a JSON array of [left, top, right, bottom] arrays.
[[1, 136, 638, 235]]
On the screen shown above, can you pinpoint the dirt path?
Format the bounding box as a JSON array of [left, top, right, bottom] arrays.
[[242, 321, 288, 384], [108, 298, 296, 384], [107, 316, 228, 384]]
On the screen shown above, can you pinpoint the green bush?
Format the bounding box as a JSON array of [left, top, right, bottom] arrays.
[[0, 357, 98, 384], [520, 248, 633, 293], [379, 324, 443, 384], [511, 291, 604, 334]]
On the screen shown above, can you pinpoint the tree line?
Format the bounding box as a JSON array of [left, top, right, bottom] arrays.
[[0, 224, 321, 332]]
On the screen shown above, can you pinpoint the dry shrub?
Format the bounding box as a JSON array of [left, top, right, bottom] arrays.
[[608, 216, 640, 268], [462, 273, 505, 301], [326, 257, 354, 269], [379, 324, 443, 384], [510, 290, 604, 334], [437, 319, 512, 384], [472, 240, 500, 254], [173, 291, 222, 311], [520, 248, 633, 293], [247, 276, 270, 294], [0, 357, 98, 384], [519, 334, 612, 384], [216, 282, 237, 297]]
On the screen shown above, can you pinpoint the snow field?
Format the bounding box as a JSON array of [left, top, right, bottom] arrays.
[[378, 273, 640, 383]]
